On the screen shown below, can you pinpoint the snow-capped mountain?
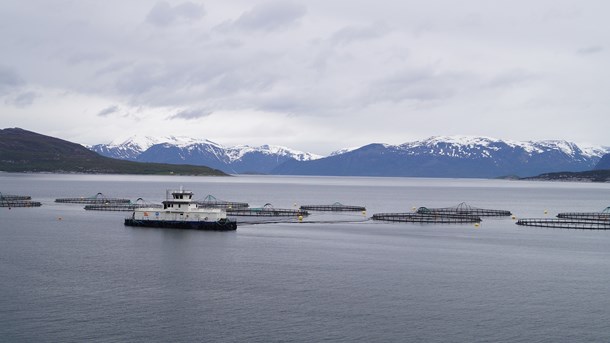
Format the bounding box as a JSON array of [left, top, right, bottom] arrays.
[[90, 135, 609, 177], [90, 135, 321, 174], [89, 135, 214, 161], [272, 136, 610, 178]]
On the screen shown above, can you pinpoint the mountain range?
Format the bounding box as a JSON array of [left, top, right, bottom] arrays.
[[90, 135, 610, 178], [90, 136, 321, 174]]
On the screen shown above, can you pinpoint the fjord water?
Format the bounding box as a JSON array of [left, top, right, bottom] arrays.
[[1, 174, 609, 342]]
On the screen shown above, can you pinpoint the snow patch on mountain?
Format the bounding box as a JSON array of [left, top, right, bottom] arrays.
[[330, 146, 361, 156], [226, 145, 322, 162], [109, 135, 220, 150]]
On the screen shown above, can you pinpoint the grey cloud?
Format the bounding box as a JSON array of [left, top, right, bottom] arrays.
[[97, 105, 119, 117], [113, 51, 279, 108], [483, 70, 539, 89], [115, 63, 180, 97], [146, 1, 205, 27], [577, 45, 604, 55], [330, 23, 389, 46], [67, 51, 111, 65], [94, 61, 134, 77], [362, 70, 464, 105], [0, 66, 24, 95], [226, 1, 306, 32], [10, 91, 38, 107], [170, 108, 212, 120]]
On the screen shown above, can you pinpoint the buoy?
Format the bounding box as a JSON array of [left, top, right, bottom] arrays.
[[412, 207, 416, 211], [294, 203, 297, 207], [544, 210, 548, 215], [512, 215, 516, 220], [474, 223, 480, 228], [298, 215, 303, 221], [362, 210, 366, 216]]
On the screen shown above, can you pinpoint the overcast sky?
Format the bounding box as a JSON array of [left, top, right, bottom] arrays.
[[1, 0, 608, 154]]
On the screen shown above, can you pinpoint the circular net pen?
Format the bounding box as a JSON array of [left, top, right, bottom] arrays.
[[195, 194, 249, 209], [300, 202, 366, 212], [55, 192, 130, 204], [227, 203, 308, 217], [557, 207, 610, 221], [372, 212, 481, 224], [416, 202, 512, 217], [516, 218, 610, 230], [1, 198, 41, 207], [0, 193, 32, 201], [84, 198, 163, 211]]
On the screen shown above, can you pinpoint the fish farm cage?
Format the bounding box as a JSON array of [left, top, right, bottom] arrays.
[[195, 195, 249, 209], [0, 193, 31, 201], [1, 193, 41, 207], [55, 192, 130, 204], [300, 202, 366, 212], [227, 203, 308, 217], [416, 202, 512, 217], [556, 207, 610, 221], [372, 212, 482, 224], [516, 218, 610, 230], [84, 198, 163, 211]]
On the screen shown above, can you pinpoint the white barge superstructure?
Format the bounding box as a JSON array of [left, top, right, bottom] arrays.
[[124, 187, 236, 231]]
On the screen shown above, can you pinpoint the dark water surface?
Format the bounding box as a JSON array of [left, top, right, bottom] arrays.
[[1, 174, 609, 342]]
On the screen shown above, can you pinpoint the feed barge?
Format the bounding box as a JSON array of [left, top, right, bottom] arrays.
[[300, 202, 366, 212], [56, 192, 130, 204], [124, 188, 236, 231], [417, 202, 512, 217]]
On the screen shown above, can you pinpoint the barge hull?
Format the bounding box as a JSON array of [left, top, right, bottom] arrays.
[[124, 218, 237, 231]]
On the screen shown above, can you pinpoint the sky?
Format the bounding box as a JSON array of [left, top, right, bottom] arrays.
[[1, 0, 609, 155]]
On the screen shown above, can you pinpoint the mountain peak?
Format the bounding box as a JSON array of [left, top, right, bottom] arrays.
[[89, 134, 610, 177]]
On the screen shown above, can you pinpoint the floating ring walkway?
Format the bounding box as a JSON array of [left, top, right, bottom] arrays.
[[55, 192, 130, 204], [300, 202, 366, 212], [1, 192, 41, 207], [84, 198, 162, 211], [227, 203, 308, 217], [417, 202, 512, 217], [557, 207, 610, 221], [516, 218, 610, 230], [195, 194, 249, 209], [372, 212, 481, 224], [0, 193, 31, 201]]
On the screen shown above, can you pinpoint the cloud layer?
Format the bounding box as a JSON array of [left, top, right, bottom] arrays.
[[1, 0, 608, 153]]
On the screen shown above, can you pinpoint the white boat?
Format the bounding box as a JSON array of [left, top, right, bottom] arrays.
[[124, 187, 236, 231]]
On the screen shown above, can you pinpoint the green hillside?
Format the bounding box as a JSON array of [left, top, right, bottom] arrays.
[[0, 128, 227, 176]]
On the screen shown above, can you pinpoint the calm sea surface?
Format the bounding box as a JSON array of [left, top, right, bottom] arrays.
[[1, 173, 609, 342]]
